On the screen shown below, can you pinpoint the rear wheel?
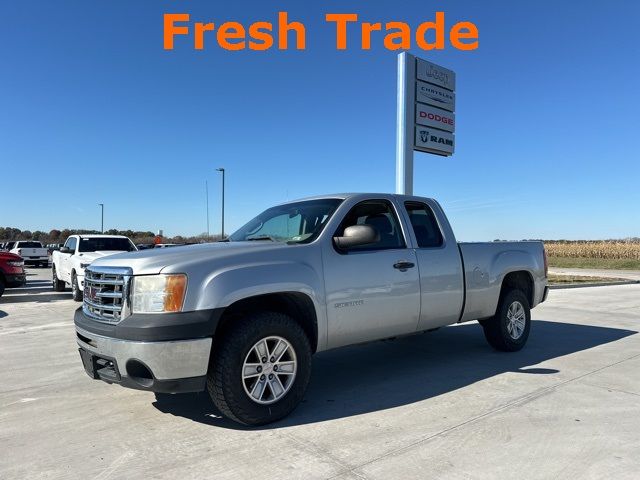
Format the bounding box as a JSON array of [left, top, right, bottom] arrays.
[[52, 266, 65, 292], [207, 311, 312, 426], [71, 272, 82, 301], [0, 276, 5, 298], [481, 289, 531, 352]]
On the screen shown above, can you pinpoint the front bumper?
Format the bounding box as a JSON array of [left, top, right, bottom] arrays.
[[76, 326, 212, 393], [5, 272, 26, 287], [74, 306, 222, 393], [23, 258, 48, 265]]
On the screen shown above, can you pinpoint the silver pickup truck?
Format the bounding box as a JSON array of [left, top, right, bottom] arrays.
[[74, 193, 548, 425]]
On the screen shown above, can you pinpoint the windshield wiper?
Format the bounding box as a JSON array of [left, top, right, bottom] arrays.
[[246, 236, 276, 242]]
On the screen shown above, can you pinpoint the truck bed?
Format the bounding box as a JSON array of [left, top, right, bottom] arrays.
[[458, 241, 546, 322]]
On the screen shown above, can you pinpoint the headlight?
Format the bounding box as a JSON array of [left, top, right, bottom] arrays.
[[80, 263, 91, 269], [131, 274, 187, 313], [7, 261, 24, 267]]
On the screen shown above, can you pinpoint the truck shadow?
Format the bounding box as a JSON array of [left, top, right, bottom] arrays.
[[152, 320, 637, 429], [0, 292, 72, 304], [0, 280, 72, 304]]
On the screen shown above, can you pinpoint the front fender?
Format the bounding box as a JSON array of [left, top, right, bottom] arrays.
[[190, 261, 327, 349]]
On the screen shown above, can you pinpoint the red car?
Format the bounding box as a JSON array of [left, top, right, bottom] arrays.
[[0, 251, 26, 297]]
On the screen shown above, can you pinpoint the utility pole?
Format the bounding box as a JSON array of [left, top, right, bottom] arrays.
[[98, 203, 104, 233], [216, 168, 225, 239], [205, 180, 210, 239]]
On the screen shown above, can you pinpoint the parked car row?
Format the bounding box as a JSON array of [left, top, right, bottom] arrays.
[[0, 241, 49, 267], [0, 235, 139, 299], [52, 235, 138, 301]]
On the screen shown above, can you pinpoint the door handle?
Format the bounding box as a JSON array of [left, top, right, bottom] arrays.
[[393, 261, 415, 271]]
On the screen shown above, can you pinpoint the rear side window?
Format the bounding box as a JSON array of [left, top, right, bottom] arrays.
[[405, 202, 444, 248]]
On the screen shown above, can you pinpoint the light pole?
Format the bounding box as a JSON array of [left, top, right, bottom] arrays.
[[205, 180, 210, 239], [98, 203, 104, 233], [216, 168, 225, 239]]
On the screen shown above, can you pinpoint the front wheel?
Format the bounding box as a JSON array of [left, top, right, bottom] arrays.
[[71, 272, 83, 301], [207, 312, 312, 426], [52, 266, 65, 292], [481, 289, 531, 352]]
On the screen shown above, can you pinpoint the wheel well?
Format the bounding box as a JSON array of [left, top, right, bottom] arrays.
[[214, 292, 319, 352], [500, 271, 534, 306]]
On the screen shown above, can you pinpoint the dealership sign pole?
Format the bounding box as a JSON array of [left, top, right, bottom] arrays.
[[396, 52, 456, 195]]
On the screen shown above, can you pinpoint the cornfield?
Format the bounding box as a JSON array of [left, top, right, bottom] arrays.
[[545, 241, 640, 260]]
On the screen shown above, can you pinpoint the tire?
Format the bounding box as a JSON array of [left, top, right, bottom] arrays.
[[0, 276, 5, 298], [207, 311, 312, 426], [52, 266, 66, 292], [482, 289, 531, 352], [71, 272, 83, 301]]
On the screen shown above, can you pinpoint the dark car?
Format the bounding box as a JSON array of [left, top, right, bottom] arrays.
[[0, 251, 26, 297]]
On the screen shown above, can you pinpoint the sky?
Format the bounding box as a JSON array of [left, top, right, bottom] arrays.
[[1, 0, 639, 241]]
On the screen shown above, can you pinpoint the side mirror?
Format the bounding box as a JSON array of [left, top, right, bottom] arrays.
[[59, 246, 71, 254], [334, 225, 379, 249]]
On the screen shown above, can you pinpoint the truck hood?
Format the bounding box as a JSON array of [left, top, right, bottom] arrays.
[[77, 250, 130, 263], [89, 242, 292, 275]]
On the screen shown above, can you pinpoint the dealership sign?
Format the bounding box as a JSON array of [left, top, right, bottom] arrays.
[[416, 60, 456, 91], [415, 103, 455, 132], [396, 53, 456, 194], [413, 58, 456, 155], [415, 128, 455, 155], [416, 81, 455, 112]]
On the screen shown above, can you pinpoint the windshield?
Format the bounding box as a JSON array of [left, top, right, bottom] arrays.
[[229, 199, 343, 243], [78, 237, 137, 252]]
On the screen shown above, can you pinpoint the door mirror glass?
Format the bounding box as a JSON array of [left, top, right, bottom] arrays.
[[334, 225, 380, 249]]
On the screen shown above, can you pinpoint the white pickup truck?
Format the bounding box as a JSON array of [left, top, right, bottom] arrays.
[[52, 235, 137, 301], [74, 193, 548, 425], [10, 241, 49, 267]]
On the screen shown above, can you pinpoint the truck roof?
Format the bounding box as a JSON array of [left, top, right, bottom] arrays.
[[73, 234, 130, 239], [285, 192, 435, 203]]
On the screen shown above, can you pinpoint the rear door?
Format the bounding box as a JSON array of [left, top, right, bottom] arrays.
[[322, 199, 421, 348], [402, 201, 464, 330]]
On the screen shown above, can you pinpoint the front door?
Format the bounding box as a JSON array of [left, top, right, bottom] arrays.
[[323, 199, 421, 348]]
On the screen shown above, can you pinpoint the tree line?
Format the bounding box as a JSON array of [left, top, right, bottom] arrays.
[[0, 227, 221, 245]]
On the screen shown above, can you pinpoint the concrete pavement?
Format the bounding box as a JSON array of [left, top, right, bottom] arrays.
[[1, 268, 639, 479]]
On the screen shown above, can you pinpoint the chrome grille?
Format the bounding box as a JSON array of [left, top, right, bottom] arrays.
[[83, 266, 132, 323]]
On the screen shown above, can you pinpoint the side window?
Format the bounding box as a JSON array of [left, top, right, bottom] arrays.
[[405, 202, 444, 248], [336, 200, 405, 251], [66, 237, 77, 252]]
